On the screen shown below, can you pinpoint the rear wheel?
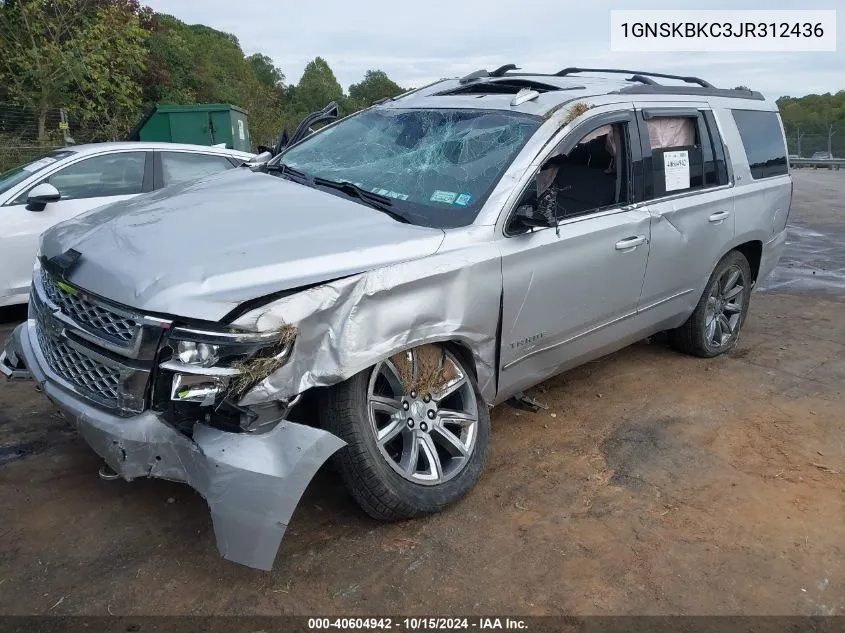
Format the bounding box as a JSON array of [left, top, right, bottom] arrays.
[[320, 344, 490, 520], [669, 250, 752, 358]]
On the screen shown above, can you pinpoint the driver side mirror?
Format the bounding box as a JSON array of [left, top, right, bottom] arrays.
[[26, 183, 61, 212], [247, 150, 274, 168], [507, 180, 556, 234]]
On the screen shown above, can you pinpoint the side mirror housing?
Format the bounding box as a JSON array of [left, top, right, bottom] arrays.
[[26, 183, 61, 211], [509, 202, 556, 234], [248, 151, 274, 166]]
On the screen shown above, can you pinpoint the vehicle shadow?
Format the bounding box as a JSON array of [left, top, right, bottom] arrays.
[[0, 304, 27, 325]]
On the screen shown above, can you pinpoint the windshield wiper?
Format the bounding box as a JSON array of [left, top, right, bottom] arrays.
[[262, 161, 310, 183], [312, 178, 413, 224]]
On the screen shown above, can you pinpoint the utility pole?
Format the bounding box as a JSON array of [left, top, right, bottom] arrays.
[[828, 123, 836, 158], [796, 125, 802, 157]]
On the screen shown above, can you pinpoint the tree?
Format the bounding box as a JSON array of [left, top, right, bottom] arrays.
[[0, 0, 149, 141], [348, 69, 404, 109], [248, 53, 284, 89], [71, 1, 148, 140], [294, 57, 343, 114]]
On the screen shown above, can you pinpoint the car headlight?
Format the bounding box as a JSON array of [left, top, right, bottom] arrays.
[[159, 324, 296, 403], [175, 341, 219, 367]]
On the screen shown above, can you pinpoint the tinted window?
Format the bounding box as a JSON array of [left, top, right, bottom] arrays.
[[46, 152, 146, 200], [731, 110, 788, 179], [161, 152, 234, 186]]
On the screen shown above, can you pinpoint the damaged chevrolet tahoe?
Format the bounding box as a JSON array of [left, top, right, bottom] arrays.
[[1, 67, 792, 570]]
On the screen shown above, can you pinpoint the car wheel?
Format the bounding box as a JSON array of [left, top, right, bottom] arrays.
[[320, 343, 490, 520], [670, 250, 753, 358]]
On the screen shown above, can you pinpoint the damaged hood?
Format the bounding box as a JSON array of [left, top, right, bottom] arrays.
[[40, 168, 446, 321]]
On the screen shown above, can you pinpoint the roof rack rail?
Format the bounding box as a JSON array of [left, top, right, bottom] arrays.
[[614, 84, 764, 100], [628, 74, 658, 86], [555, 67, 715, 88], [458, 63, 520, 84]]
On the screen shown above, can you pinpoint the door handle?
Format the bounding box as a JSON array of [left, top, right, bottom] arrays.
[[708, 211, 730, 223], [615, 235, 646, 251]]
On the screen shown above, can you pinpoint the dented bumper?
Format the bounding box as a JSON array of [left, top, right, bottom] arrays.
[[2, 321, 345, 571]]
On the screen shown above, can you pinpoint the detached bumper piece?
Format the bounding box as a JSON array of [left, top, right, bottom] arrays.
[[0, 334, 31, 379], [4, 322, 345, 570]]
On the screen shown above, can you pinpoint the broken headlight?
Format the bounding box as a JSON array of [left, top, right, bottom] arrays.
[[159, 325, 296, 404]]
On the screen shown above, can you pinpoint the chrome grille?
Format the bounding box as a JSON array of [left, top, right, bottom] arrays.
[[36, 325, 120, 405], [40, 270, 137, 343]]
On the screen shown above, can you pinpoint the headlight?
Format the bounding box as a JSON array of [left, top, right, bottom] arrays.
[[159, 324, 296, 404], [176, 341, 219, 367]]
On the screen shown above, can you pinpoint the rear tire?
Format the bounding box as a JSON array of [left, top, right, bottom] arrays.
[[319, 344, 490, 520], [669, 250, 752, 358]]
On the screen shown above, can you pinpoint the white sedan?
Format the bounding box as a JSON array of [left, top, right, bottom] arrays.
[[0, 142, 254, 307]]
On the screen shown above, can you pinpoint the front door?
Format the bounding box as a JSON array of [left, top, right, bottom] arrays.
[[497, 107, 651, 401]]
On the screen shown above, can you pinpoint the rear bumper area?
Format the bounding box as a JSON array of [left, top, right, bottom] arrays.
[[2, 320, 345, 571]]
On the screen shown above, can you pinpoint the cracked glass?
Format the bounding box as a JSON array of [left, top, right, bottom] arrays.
[[278, 108, 542, 228]]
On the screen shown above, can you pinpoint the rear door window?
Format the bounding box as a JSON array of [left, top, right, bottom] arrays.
[[731, 110, 788, 179], [160, 152, 235, 187]]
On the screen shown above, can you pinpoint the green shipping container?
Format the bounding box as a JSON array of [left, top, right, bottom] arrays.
[[136, 104, 251, 152]]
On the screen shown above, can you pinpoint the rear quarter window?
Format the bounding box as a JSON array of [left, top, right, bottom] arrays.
[[731, 110, 788, 179]]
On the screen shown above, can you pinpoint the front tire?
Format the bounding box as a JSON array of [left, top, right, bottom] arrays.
[[670, 250, 753, 358], [320, 344, 490, 521]]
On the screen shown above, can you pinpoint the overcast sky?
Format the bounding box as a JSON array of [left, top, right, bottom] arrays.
[[144, 0, 842, 99]]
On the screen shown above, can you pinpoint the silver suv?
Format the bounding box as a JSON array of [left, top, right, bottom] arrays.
[[1, 67, 792, 570]]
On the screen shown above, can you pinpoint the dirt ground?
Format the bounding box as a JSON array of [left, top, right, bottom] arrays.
[[0, 170, 843, 616]]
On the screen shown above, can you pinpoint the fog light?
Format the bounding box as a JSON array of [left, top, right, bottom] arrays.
[[171, 373, 227, 404], [176, 341, 219, 367]]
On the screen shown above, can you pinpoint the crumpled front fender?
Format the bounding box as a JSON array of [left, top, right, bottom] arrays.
[[232, 242, 503, 407]]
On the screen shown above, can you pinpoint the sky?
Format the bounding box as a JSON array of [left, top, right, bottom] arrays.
[[143, 0, 843, 99]]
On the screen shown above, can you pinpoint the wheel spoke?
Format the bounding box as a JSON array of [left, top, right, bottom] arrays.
[[419, 434, 444, 480], [706, 317, 717, 345], [722, 268, 741, 295], [438, 408, 476, 427], [369, 394, 402, 415], [380, 359, 406, 395], [433, 375, 466, 402], [724, 284, 743, 300], [431, 423, 468, 458], [723, 300, 742, 314], [399, 432, 420, 476], [728, 313, 741, 332], [718, 313, 733, 336], [377, 417, 406, 445]]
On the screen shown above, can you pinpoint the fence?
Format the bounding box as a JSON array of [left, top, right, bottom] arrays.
[[0, 103, 115, 172], [784, 123, 845, 158]]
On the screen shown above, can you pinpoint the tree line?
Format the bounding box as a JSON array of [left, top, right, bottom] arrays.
[[0, 0, 405, 147], [1, 0, 842, 153]]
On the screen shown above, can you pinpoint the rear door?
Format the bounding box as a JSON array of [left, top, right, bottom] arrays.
[[634, 102, 734, 323], [0, 150, 151, 303]]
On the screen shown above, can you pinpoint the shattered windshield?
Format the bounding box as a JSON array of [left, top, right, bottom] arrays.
[[276, 108, 541, 228]]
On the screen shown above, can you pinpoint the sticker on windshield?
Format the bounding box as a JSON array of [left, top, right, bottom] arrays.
[[454, 193, 472, 207], [430, 190, 457, 204], [22, 157, 57, 172]]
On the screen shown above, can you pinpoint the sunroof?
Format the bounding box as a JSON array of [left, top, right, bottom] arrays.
[[435, 79, 583, 96]]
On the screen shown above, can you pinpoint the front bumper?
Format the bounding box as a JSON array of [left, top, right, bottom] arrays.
[[2, 320, 345, 571]]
